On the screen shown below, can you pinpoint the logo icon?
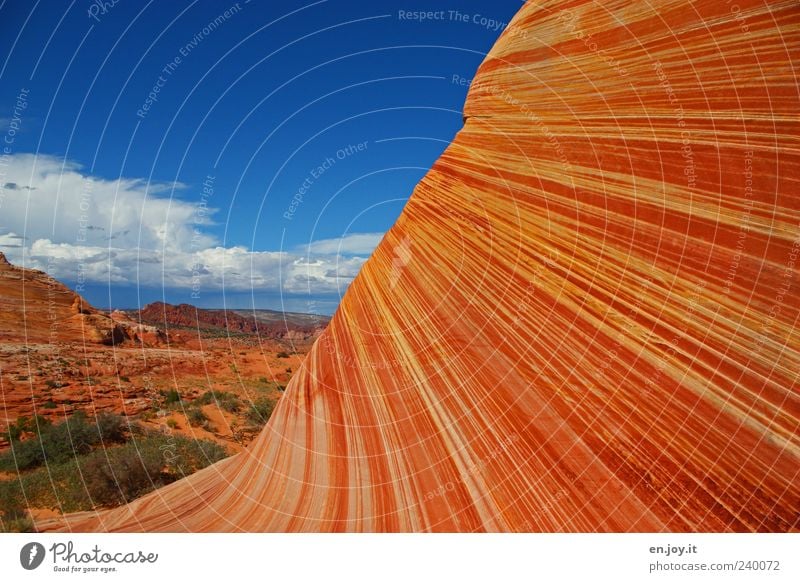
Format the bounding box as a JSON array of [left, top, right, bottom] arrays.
[[389, 235, 413, 290], [20, 542, 46, 570]]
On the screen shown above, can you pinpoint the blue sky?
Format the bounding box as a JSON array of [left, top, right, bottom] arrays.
[[0, 0, 521, 314]]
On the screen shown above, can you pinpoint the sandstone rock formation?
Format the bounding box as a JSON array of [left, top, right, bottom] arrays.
[[136, 302, 327, 340], [0, 253, 164, 346], [42, 0, 799, 532]]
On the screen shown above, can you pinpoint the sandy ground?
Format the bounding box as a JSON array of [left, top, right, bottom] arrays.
[[0, 336, 312, 451]]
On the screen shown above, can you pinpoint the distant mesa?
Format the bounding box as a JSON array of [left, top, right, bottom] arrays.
[[136, 302, 329, 340]]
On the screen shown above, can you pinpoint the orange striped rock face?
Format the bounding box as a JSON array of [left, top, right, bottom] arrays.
[[48, 0, 799, 532]]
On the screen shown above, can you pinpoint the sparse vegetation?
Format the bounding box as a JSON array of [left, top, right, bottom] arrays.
[[197, 390, 241, 413], [161, 389, 181, 405], [166, 418, 179, 429], [276, 351, 291, 359], [0, 515, 34, 533], [185, 407, 209, 427], [0, 413, 229, 523], [245, 398, 276, 427], [1, 414, 51, 443], [80, 443, 164, 506], [0, 412, 128, 472]]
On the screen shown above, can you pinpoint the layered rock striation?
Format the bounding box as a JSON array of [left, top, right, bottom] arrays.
[[0, 253, 163, 347]]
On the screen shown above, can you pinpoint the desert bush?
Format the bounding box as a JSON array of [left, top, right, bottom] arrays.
[[166, 418, 179, 429], [163, 435, 228, 476], [0, 515, 34, 532], [0, 431, 228, 514], [2, 414, 51, 442], [220, 399, 240, 413], [81, 444, 165, 506], [197, 390, 241, 413], [276, 351, 290, 359], [94, 413, 128, 443], [185, 407, 208, 427], [41, 411, 103, 461], [0, 480, 34, 532], [0, 412, 129, 471], [161, 389, 181, 405], [0, 479, 27, 520], [245, 398, 276, 427]]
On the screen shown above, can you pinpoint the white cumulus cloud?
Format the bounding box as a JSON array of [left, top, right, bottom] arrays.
[[0, 153, 379, 298]]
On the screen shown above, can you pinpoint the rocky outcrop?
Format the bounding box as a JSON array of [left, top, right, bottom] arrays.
[[0, 253, 164, 347], [42, 0, 799, 532], [136, 302, 327, 340]]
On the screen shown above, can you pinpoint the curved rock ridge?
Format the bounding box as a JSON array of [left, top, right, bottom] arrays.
[[44, 0, 799, 532]]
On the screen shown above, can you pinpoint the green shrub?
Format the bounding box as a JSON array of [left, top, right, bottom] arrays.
[[221, 399, 240, 413], [40, 411, 102, 461], [165, 418, 179, 429], [0, 478, 27, 520], [1, 415, 51, 442], [245, 398, 276, 427], [0, 431, 229, 514], [0, 439, 42, 472], [0, 479, 34, 532], [81, 444, 165, 506], [164, 436, 228, 476], [119, 376, 131, 383], [95, 413, 128, 443], [197, 390, 241, 413], [0, 412, 129, 472], [161, 389, 181, 405], [0, 515, 34, 532], [185, 407, 208, 427]]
